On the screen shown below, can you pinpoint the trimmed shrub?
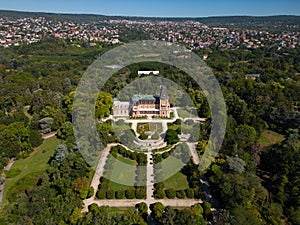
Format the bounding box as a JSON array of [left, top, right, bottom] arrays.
[[186, 188, 194, 198], [106, 190, 115, 199], [154, 189, 165, 199], [125, 188, 136, 199], [166, 189, 176, 199], [194, 187, 203, 199], [96, 190, 106, 199], [176, 190, 186, 199], [116, 190, 125, 199], [136, 187, 146, 199]]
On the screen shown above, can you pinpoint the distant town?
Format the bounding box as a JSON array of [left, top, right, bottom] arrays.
[[0, 14, 299, 49]]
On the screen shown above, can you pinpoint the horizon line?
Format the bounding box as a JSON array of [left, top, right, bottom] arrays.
[[0, 8, 299, 19]]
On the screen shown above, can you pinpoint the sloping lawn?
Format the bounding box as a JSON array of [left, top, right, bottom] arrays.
[[259, 130, 284, 147], [164, 171, 189, 190], [3, 137, 60, 205]]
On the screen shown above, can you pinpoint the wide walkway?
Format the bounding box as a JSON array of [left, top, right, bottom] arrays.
[[83, 108, 206, 214]]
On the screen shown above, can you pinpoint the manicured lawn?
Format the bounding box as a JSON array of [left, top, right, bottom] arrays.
[[107, 180, 134, 192], [115, 153, 138, 166], [3, 137, 60, 205], [164, 171, 189, 190], [167, 123, 181, 131], [106, 154, 138, 189], [149, 123, 163, 133], [259, 130, 284, 147], [177, 108, 198, 118]]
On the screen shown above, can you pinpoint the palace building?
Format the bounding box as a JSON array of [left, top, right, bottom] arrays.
[[112, 85, 170, 118]]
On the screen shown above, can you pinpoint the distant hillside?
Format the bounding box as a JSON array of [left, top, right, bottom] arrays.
[[196, 15, 300, 30], [0, 10, 299, 30]]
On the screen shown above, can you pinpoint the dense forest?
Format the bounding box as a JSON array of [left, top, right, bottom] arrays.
[[0, 34, 299, 225]]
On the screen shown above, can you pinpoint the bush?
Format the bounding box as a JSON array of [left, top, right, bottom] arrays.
[[96, 190, 106, 199], [106, 190, 115, 199], [162, 151, 170, 159], [139, 133, 148, 140], [136, 187, 146, 199], [176, 190, 186, 199], [166, 189, 176, 199], [194, 187, 203, 199], [164, 129, 179, 145], [116, 190, 125, 199], [125, 189, 136, 199], [154, 189, 165, 199], [186, 188, 194, 198], [87, 187, 94, 198]]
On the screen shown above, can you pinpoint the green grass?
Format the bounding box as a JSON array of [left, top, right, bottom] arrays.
[[149, 123, 163, 133], [3, 137, 60, 205], [164, 171, 189, 190], [107, 181, 134, 192], [106, 154, 138, 190], [258, 130, 284, 147], [167, 123, 181, 131], [177, 109, 198, 118], [115, 154, 137, 166]]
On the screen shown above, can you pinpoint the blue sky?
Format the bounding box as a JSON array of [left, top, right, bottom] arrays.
[[1, 0, 299, 17]]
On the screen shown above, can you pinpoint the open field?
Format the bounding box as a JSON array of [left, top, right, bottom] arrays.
[[106, 154, 138, 191], [258, 130, 285, 147], [3, 137, 60, 205], [164, 171, 189, 190]]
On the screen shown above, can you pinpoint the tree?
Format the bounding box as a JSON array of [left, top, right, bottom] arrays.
[[166, 189, 176, 199], [54, 143, 68, 165], [164, 129, 179, 145], [106, 190, 115, 199], [235, 124, 256, 150], [39, 117, 53, 134], [136, 202, 148, 219], [72, 177, 89, 199], [176, 190, 186, 199], [231, 207, 261, 225], [116, 190, 125, 199], [57, 121, 74, 141], [95, 92, 113, 119], [152, 202, 164, 220], [202, 201, 213, 220], [29, 129, 43, 147], [226, 156, 246, 174], [191, 204, 203, 217], [125, 189, 135, 199]]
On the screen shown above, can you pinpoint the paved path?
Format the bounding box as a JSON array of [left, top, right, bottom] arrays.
[[89, 145, 113, 198], [83, 198, 203, 212], [187, 142, 200, 165], [42, 132, 57, 139], [146, 152, 155, 214]]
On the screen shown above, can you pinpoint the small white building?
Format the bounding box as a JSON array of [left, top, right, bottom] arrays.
[[138, 71, 160, 76]]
